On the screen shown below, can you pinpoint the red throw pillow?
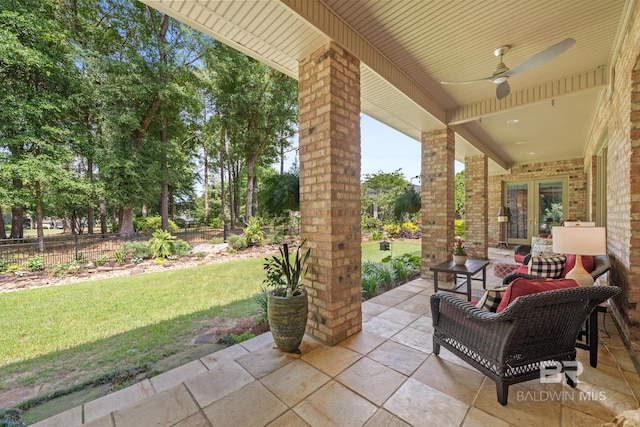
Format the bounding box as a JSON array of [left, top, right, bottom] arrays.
[[496, 277, 579, 313], [561, 255, 594, 278]]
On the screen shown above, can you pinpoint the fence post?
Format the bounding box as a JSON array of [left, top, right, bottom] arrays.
[[74, 233, 78, 261]]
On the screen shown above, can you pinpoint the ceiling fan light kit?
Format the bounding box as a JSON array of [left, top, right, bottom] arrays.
[[441, 38, 576, 100]]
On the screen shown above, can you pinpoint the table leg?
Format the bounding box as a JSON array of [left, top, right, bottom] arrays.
[[482, 267, 487, 290], [433, 272, 439, 294], [466, 273, 472, 301]]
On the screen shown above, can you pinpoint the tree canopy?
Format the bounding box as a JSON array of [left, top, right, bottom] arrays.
[[0, 0, 299, 243]]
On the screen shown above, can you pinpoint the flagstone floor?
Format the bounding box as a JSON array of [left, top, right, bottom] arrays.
[[32, 249, 639, 427]]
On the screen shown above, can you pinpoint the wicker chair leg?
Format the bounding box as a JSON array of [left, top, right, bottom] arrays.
[[566, 374, 577, 388], [497, 382, 509, 406], [433, 340, 440, 355]]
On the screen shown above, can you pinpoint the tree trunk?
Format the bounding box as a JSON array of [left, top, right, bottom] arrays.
[[119, 207, 135, 238], [0, 206, 6, 239], [100, 199, 108, 235], [87, 157, 94, 234], [219, 148, 226, 230], [10, 178, 23, 239], [160, 113, 169, 231], [203, 141, 209, 225], [245, 158, 256, 219], [35, 182, 44, 252]]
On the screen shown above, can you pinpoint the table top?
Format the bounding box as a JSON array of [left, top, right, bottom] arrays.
[[430, 259, 490, 274]]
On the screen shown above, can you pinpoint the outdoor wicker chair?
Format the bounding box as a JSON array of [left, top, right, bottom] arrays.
[[431, 286, 620, 405]]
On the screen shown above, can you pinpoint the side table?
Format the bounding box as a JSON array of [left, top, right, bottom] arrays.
[[430, 259, 490, 301]]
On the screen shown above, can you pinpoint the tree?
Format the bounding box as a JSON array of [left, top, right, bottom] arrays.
[[361, 170, 410, 221], [258, 169, 300, 217], [0, 0, 83, 245], [205, 45, 298, 221]]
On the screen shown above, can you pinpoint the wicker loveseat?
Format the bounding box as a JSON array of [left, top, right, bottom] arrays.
[[431, 286, 620, 405]]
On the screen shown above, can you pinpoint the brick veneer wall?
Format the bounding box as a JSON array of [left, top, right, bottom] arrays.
[[581, 2, 640, 365], [421, 127, 455, 277], [298, 42, 362, 345], [465, 155, 488, 259], [487, 159, 587, 247]]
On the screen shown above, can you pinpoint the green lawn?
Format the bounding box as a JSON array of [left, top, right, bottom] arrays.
[[0, 257, 266, 394], [0, 240, 421, 399], [362, 239, 420, 262]]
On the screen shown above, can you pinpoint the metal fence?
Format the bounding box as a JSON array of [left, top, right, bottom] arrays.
[[0, 224, 300, 269]]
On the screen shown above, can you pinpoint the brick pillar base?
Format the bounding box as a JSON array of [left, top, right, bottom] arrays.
[[465, 155, 488, 259], [421, 128, 455, 277], [298, 42, 362, 345]]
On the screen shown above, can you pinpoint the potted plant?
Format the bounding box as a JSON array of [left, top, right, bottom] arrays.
[[264, 240, 311, 353], [393, 186, 421, 220], [453, 238, 467, 265]]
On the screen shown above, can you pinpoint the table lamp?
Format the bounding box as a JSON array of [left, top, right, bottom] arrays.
[[552, 226, 606, 286]]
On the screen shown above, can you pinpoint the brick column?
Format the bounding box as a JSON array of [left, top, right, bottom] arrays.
[[465, 155, 488, 259], [420, 127, 456, 277], [298, 42, 362, 345]]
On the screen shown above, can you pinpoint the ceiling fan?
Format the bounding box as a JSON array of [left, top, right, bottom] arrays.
[[441, 38, 576, 100]]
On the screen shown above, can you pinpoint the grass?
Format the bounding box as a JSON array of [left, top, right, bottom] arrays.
[[0, 240, 422, 403], [362, 239, 421, 262], [0, 257, 266, 395]]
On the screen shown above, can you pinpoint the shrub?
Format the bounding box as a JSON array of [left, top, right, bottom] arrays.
[[210, 237, 224, 244], [243, 217, 264, 246], [227, 234, 247, 251], [95, 255, 109, 266], [455, 219, 465, 239], [254, 287, 269, 323], [134, 216, 178, 233], [371, 230, 384, 240], [122, 241, 153, 259], [173, 239, 191, 256], [267, 229, 286, 245], [26, 256, 44, 272], [114, 250, 125, 264], [361, 215, 381, 231], [149, 230, 176, 259], [383, 223, 400, 238], [6, 265, 25, 275], [361, 272, 379, 300], [209, 217, 222, 228]]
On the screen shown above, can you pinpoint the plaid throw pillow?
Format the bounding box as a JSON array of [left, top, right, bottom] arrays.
[[476, 287, 507, 312], [528, 255, 567, 279]]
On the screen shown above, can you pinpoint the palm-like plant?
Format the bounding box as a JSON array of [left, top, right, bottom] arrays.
[[264, 240, 311, 297]]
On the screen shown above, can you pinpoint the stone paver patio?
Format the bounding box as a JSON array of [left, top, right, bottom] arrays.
[[32, 249, 639, 426]]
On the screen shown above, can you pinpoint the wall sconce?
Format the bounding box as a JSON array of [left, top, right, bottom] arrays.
[[497, 205, 510, 248]]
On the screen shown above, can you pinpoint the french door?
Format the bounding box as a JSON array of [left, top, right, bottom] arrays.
[[504, 178, 568, 245]]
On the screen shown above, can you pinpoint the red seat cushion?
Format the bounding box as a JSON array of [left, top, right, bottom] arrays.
[[561, 255, 594, 278], [515, 264, 529, 274], [514, 254, 527, 263], [496, 277, 579, 313]]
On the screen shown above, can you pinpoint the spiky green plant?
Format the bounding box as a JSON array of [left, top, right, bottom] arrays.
[[263, 240, 311, 297]]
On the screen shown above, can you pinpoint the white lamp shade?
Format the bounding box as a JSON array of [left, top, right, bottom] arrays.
[[552, 226, 606, 255]]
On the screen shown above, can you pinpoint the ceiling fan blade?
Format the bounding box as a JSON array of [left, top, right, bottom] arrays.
[[496, 80, 510, 100], [509, 38, 576, 75]]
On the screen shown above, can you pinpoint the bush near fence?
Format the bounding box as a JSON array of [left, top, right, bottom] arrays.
[[0, 224, 299, 270]]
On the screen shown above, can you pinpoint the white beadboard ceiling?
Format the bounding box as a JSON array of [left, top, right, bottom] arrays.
[[141, 0, 635, 174]]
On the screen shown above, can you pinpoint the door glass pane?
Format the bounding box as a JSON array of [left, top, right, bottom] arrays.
[[538, 181, 563, 235], [506, 183, 528, 239]]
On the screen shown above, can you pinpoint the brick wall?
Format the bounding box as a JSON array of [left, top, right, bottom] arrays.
[[421, 127, 455, 276], [488, 159, 587, 247], [298, 41, 362, 345], [465, 155, 488, 259], [582, 2, 640, 365]]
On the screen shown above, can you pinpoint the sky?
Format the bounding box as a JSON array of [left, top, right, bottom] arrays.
[[277, 114, 463, 181]]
